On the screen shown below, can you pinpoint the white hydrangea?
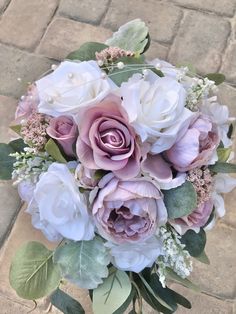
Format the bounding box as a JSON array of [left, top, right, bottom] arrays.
[[156, 226, 192, 287]]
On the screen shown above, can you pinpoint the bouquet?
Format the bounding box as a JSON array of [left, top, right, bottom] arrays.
[[1, 19, 236, 314]]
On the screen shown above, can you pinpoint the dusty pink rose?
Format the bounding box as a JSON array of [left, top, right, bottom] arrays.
[[75, 164, 100, 189], [166, 114, 219, 172], [76, 95, 141, 179], [171, 199, 213, 234], [47, 116, 78, 156], [15, 84, 39, 120], [92, 174, 168, 243]]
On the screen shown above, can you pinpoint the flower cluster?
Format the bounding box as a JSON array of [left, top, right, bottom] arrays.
[[8, 20, 236, 311]]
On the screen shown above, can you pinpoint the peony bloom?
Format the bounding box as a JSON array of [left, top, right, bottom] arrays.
[[92, 174, 167, 243], [26, 163, 94, 241], [120, 73, 194, 153], [166, 114, 220, 172], [105, 236, 163, 273], [170, 199, 214, 235], [47, 115, 78, 156], [36, 61, 115, 117], [76, 95, 141, 179], [200, 101, 233, 148]]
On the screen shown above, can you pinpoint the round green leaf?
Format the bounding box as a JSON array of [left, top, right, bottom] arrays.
[[209, 161, 236, 173], [181, 228, 206, 257], [53, 238, 110, 289], [93, 270, 132, 314], [0, 143, 15, 180], [9, 241, 61, 300], [163, 181, 197, 219]]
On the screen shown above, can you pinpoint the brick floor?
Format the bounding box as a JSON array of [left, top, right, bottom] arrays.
[[0, 0, 236, 313]]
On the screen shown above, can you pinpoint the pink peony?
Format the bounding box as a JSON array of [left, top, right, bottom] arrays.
[[171, 199, 214, 235], [166, 114, 219, 172], [76, 95, 141, 179], [47, 115, 78, 156], [92, 174, 167, 243]]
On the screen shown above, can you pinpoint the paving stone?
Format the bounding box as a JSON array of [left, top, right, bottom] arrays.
[[190, 224, 236, 299], [173, 0, 236, 17], [0, 95, 18, 143], [145, 41, 169, 61], [0, 0, 58, 50], [0, 182, 21, 247], [168, 11, 230, 75], [103, 0, 182, 44], [37, 17, 112, 60], [170, 284, 234, 313], [0, 294, 32, 314], [0, 44, 53, 98], [58, 0, 109, 24], [221, 42, 236, 84], [218, 84, 236, 117], [0, 0, 10, 13]]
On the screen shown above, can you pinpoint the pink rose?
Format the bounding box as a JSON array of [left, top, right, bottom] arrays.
[[171, 199, 213, 234], [166, 114, 219, 172], [15, 84, 39, 120], [47, 116, 78, 156], [92, 174, 168, 243], [76, 95, 141, 179]]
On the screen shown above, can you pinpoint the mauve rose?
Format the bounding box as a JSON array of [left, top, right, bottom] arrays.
[[92, 174, 168, 243], [171, 199, 213, 235], [47, 115, 78, 156], [76, 95, 141, 179], [166, 114, 220, 172]]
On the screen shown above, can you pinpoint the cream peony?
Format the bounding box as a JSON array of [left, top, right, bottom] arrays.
[[36, 61, 115, 117], [121, 73, 194, 153], [26, 163, 94, 241]]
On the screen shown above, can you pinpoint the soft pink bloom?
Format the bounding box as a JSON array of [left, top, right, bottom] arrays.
[[76, 95, 141, 179], [171, 199, 214, 235], [75, 164, 100, 189], [92, 174, 168, 243], [166, 114, 219, 172], [47, 116, 78, 156], [15, 84, 39, 120]]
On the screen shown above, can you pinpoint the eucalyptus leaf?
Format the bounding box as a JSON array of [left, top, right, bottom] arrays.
[[50, 288, 85, 314], [112, 286, 135, 314], [45, 139, 67, 163], [53, 238, 110, 289], [227, 123, 234, 139], [217, 147, 231, 162], [9, 138, 27, 153], [205, 73, 225, 85], [93, 270, 132, 314], [9, 241, 61, 300], [181, 228, 206, 257], [106, 19, 149, 54], [166, 268, 200, 293], [163, 181, 197, 219], [209, 161, 236, 173], [195, 250, 210, 265], [0, 143, 15, 180], [138, 274, 173, 311], [67, 42, 108, 61]]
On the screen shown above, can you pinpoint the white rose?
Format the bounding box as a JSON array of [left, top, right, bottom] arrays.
[[36, 60, 115, 117], [121, 73, 194, 153], [105, 236, 163, 273], [26, 162, 95, 241]]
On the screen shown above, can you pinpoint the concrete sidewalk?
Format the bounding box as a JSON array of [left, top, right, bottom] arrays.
[[0, 0, 236, 313]]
